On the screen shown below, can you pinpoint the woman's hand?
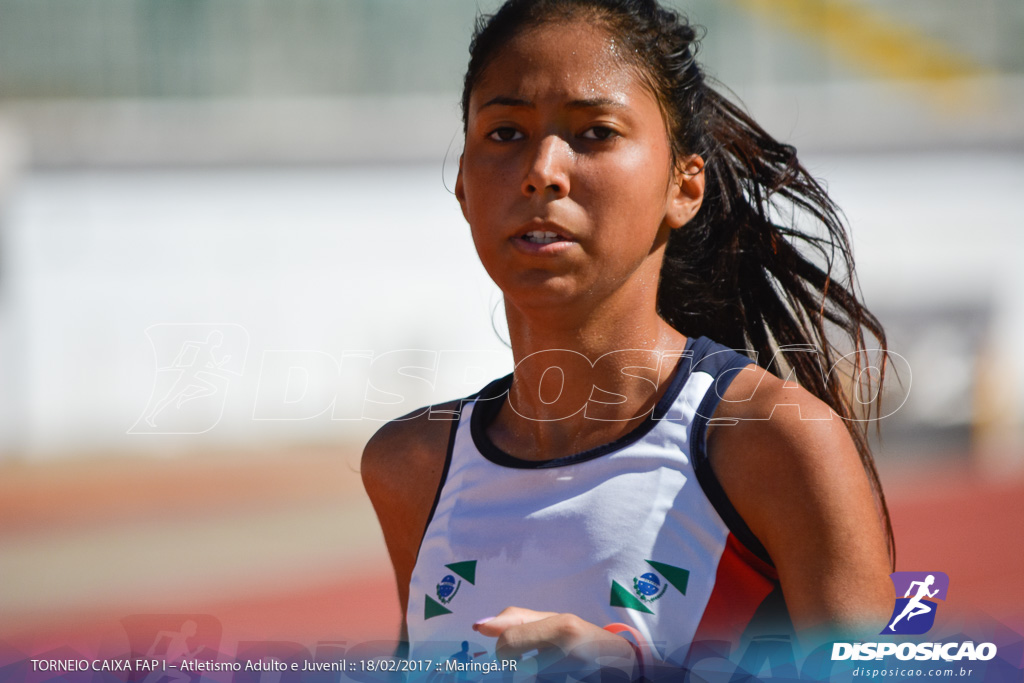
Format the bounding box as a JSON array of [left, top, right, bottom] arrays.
[[473, 606, 637, 681]]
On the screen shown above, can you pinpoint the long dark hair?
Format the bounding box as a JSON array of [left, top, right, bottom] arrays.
[[461, 0, 894, 565]]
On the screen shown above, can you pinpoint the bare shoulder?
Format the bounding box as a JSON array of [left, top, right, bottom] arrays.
[[361, 401, 461, 613], [708, 365, 893, 634], [710, 363, 850, 464], [361, 401, 458, 500]]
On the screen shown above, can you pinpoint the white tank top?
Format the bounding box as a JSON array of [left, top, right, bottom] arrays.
[[406, 336, 783, 667]]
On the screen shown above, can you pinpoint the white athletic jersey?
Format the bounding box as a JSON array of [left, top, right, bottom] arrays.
[[406, 336, 787, 668]]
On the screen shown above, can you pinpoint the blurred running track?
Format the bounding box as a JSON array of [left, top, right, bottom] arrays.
[[1, 450, 1022, 657]]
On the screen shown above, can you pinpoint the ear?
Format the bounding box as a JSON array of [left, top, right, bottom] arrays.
[[666, 154, 705, 229], [454, 154, 469, 222]]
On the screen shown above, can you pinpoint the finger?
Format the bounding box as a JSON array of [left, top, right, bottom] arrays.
[[497, 615, 637, 673], [497, 617, 592, 680], [494, 614, 578, 660], [473, 606, 557, 638]]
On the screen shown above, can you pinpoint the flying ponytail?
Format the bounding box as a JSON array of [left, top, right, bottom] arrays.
[[659, 87, 894, 564]]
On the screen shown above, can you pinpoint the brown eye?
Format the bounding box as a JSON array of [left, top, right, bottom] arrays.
[[581, 126, 617, 141], [488, 127, 523, 142]]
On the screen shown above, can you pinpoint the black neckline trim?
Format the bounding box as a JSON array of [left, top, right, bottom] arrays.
[[469, 336, 699, 469]]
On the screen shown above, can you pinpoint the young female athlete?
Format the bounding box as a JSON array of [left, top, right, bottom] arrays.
[[363, 0, 895, 677]]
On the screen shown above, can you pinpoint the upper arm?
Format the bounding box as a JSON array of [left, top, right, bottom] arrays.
[[708, 367, 893, 636], [361, 402, 459, 618]]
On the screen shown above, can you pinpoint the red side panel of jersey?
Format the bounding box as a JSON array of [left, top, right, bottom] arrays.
[[691, 533, 779, 644]]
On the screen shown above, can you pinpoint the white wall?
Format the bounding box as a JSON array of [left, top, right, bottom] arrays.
[[1, 153, 1021, 459]]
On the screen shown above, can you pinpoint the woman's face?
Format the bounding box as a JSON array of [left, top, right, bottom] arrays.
[[456, 19, 703, 317]]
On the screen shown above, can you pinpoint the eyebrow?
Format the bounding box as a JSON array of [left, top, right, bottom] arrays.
[[479, 96, 628, 111]]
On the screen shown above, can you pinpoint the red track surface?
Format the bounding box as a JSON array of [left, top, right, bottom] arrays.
[[2, 454, 1022, 658]]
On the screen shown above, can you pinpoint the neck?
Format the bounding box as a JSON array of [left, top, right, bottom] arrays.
[[491, 294, 689, 460]]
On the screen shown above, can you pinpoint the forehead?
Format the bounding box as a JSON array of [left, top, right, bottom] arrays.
[[470, 20, 655, 109]]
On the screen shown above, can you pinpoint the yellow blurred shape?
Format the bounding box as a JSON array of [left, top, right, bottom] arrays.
[[732, 0, 988, 82]]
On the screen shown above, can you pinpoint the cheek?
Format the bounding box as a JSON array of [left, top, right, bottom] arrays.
[[462, 158, 514, 217], [587, 151, 671, 219]]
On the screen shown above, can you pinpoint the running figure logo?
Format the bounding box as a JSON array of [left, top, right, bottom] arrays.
[[120, 613, 221, 683], [130, 324, 249, 434], [882, 571, 950, 635]]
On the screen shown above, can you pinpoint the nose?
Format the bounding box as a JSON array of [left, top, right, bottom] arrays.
[[522, 135, 571, 199]]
